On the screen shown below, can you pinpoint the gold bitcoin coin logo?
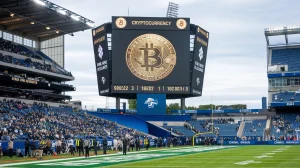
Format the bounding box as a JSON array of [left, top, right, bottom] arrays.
[[126, 34, 176, 81], [115, 17, 127, 28], [176, 19, 187, 29]]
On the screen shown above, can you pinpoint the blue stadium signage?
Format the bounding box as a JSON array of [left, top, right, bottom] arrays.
[[172, 109, 262, 114], [270, 101, 300, 107]]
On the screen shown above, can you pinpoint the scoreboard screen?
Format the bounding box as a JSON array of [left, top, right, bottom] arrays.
[[111, 16, 190, 94], [191, 26, 209, 96]]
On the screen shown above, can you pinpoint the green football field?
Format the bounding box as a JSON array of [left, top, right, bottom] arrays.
[[0, 145, 299, 167]]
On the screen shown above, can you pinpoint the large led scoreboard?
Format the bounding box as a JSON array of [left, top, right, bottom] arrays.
[[92, 16, 209, 99]]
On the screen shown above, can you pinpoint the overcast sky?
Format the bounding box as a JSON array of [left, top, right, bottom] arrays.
[[49, 0, 299, 110]]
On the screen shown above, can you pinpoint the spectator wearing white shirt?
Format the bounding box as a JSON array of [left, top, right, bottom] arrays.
[[68, 138, 74, 156]]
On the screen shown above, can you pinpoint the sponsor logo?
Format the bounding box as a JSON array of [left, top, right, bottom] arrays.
[[196, 78, 200, 85], [185, 110, 197, 113], [274, 141, 284, 144], [229, 141, 239, 144], [100, 89, 109, 94], [213, 110, 224, 113], [197, 27, 209, 38], [144, 98, 158, 108], [240, 141, 251, 144], [192, 89, 201, 95], [98, 44, 104, 59], [199, 47, 203, 60], [101, 77, 106, 84], [286, 141, 300, 144], [176, 19, 187, 29], [115, 17, 127, 28]]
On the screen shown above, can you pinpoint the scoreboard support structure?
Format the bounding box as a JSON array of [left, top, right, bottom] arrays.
[[181, 98, 186, 110], [116, 97, 121, 110]]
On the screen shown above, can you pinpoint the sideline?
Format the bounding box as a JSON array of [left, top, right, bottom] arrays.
[[0, 146, 206, 167]]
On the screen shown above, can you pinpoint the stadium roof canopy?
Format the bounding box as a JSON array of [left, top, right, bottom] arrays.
[[265, 26, 300, 48], [0, 0, 95, 41]]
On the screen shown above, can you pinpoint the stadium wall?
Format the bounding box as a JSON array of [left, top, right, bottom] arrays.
[[88, 113, 149, 133], [146, 122, 172, 138]]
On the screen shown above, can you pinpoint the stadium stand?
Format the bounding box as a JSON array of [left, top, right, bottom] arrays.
[[0, 100, 148, 141], [272, 91, 300, 102], [271, 48, 300, 72], [163, 126, 195, 137], [270, 113, 300, 140], [0, 38, 72, 77], [242, 120, 266, 139], [0, 37, 75, 103]]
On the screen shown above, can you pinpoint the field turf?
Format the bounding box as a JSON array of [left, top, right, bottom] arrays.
[[0, 145, 299, 167]]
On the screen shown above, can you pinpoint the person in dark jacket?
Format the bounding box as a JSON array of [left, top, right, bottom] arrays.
[[93, 139, 98, 156], [24, 138, 30, 157], [122, 138, 128, 155], [135, 137, 140, 151], [30, 141, 36, 157], [103, 137, 107, 154], [79, 138, 84, 156]]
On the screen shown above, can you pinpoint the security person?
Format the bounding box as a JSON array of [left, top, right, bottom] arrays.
[[40, 139, 46, 155], [103, 137, 107, 154], [122, 137, 128, 155], [76, 138, 80, 154], [144, 137, 149, 150], [92, 138, 98, 156]]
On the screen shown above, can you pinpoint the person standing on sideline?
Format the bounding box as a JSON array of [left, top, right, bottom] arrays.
[[103, 137, 107, 154], [135, 137, 140, 151], [144, 137, 149, 150], [24, 138, 30, 157], [84, 138, 90, 158], [56, 139, 62, 155], [76, 138, 80, 154], [68, 138, 74, 156], [93, 138, 98, 156], [8, 139, 13, 158], [0, 140, 2, 158], [130, 138, 134, 151], [79, 138, 84, 156], [122, 137, 128, 155]]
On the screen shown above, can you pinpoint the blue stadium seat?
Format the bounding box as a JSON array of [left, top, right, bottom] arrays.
[[272, 48, 300, 71]]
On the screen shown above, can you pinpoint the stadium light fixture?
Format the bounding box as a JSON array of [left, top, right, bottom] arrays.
[[56, 30, 60, 34], [58, 9, 67, 15], [46, 26, 50, 30], [30, 21, 35, 25], [34, 0, 46, 6], [86, 22, 95, 27], [10, 13, 14, 17], [71, 14, 80, 21]]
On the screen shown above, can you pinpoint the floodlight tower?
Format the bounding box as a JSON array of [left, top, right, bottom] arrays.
[[166, 2, 179, 18]]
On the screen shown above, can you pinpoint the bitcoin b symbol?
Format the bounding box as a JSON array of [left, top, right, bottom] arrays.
[[140, 43, 162, 71], [176, 19, 187, 29], [126, 34, 176, 81], [115, 17, 126, 28]]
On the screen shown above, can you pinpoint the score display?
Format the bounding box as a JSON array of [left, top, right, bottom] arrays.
[[111, 85, 190, 94], [112, 16, 191, 95], [92, 16, 209, 99]]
